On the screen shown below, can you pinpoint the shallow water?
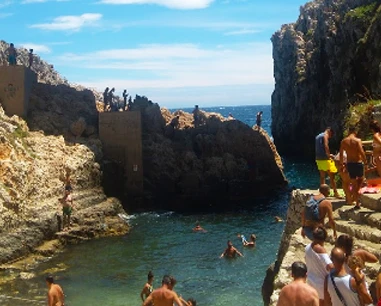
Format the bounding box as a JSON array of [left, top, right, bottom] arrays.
[[0, 193, 289, 306]]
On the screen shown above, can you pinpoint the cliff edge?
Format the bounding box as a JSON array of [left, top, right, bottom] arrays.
[[271, 0, 381, 157]]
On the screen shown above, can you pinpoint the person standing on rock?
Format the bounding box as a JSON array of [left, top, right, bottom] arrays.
[[6, 43, 17, 66], [60, 189, 74, 230], [103, 87, 109, 112], [339, 126, 367, 209], [122, 89, 128, 111], [315, 127, 340, 198], [301, 184, 337, 240], [192, 105, 200, 127], [305, 226, 334, 306], [28, 49, 34, 68], [276, 261, 319, 306], [324, 247, 372, 306], [46, 275, 65, 306], [256, 111, 263, 129]]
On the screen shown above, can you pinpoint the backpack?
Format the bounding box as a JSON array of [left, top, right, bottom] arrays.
[[305, 195, 325, 221]]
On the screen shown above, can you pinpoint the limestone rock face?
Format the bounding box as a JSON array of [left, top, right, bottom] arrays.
[[0, 106, 128, 264], [132, 103, 287, 210], [271, 0, 381, 157]]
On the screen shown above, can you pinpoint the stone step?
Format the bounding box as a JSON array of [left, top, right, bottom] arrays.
[[337, 205, 381, 231], [360, 193, 381, 211], [334, 219, 381, 245]]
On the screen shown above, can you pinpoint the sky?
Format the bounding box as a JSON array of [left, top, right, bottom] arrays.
[[0, 0, 308, 108]]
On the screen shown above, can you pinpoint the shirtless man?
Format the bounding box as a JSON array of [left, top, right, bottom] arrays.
[[276, 261, 319, 306], [339, 126, 367, 209], [220, 240, 243, 258], [6, 43, 17, 66], [46, 275, 65, 306], [301, 184, 337, 240], [142, 275, 182, 306]]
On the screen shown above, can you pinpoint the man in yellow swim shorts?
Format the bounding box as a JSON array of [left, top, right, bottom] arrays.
[[315, 127, 340, 197]]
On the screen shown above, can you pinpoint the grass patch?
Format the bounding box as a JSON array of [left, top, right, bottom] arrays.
[[344, 3, 378, 23], [343, 99, 381, 139]]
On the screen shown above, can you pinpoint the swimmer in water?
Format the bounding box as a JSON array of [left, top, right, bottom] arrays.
[[193, 223, 207, 232], [243, 234, 256, 247], [274, 216, 284, 222], [140, 271, 154, 302], [220, 240, 243, 258]]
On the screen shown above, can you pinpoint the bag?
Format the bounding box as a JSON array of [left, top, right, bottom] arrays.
[[305, 196, 325, 221]]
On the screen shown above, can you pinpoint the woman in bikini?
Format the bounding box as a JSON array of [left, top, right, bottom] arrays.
[[370, 120, 381, 177]]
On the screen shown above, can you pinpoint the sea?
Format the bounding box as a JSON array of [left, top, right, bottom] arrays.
[[0, 105, 319, 306]]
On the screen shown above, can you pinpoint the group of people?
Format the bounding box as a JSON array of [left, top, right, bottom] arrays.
[[5, 43, 34, 68], [103, 87, 132, 112], [315, 122, 381, 209], [277, 182, 381, 305]]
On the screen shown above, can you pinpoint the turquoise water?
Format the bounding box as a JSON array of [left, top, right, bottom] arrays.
[[0, 106, 319, 305], [0, 195, 288, 306]]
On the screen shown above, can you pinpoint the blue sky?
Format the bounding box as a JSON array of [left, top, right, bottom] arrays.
[[0, 0, 307, 108]]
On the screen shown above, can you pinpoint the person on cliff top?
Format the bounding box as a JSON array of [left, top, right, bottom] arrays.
[[103, 87, 109, 111], [276, 261, 319, 306], [170, 115, 180, 130], [6, 43, 17, 66], [140, 271, 154, 302], [122, 89, 128, 111], [324, 247, 372, 306], [255, 111, 263, 129], [192, 105, 200, 127], [108, 88, 116, 111], [339, 126, 367, 209], [315, 127, 340, 198], [220, 240, 243, 258], [143, 275, 183, 306], [305, 226, 334, 306], [301, 184, 337, 240], [28, 49, 34, 68], [60, 189, 74, 230], [46, 275, 65, 306]]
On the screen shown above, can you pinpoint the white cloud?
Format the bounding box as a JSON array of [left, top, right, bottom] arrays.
[[22, 0, 70, 3], [57, 42, 273, 91], [0, 0, 12, 8], [29, 13, 102, 31], [98, 0, 214, 10], [0, 12, 12, 18], [224, 28, 260, 36], [18, 43, 51, 53]]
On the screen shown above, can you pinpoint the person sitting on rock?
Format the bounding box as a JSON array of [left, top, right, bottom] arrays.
[[170, 115, 180, 129], [301, 184, 337, 240]]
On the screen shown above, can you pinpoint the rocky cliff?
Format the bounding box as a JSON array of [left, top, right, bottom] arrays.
[[108, 96, 287, 211], [272, 0, 381, 157], [263, 190, 381, 305]]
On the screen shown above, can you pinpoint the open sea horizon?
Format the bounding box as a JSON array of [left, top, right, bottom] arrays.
[[0, 105, 319, 306]]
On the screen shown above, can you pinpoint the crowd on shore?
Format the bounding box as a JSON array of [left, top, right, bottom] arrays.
[[277, 122, 381, 306]]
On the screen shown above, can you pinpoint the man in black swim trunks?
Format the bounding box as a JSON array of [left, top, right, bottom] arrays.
[[339, 126, 367, 209]]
